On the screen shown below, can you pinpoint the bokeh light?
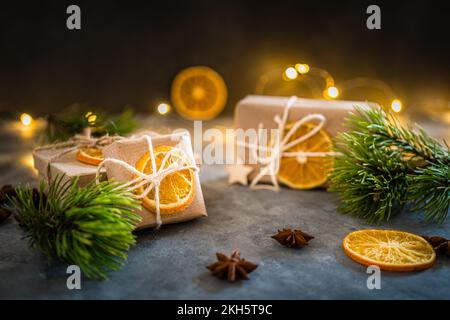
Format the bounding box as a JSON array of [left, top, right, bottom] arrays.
[[391, 99, 402, 113], [20, 113, 33, 126], [284, 67, 298, 80], [157, 103, 171, 115], [85, 111, 97, 124], [325, 86, 339, 99], [295, 63, 310, 74]]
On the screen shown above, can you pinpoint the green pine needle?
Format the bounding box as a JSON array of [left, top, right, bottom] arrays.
[[41, 107, 138, 143], [8, 176, 142, 280], [329, 106, 450, 223]]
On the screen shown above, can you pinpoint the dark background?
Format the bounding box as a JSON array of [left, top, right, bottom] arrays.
[[0, 0, 449, 116]]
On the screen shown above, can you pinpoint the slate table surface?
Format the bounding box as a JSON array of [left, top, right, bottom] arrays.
[[0, 116, 449, 299]]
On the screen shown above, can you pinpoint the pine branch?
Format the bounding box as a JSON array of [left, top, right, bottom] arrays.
[[7, 176, 142, 279], [329, 106, 450, 223], [40, 106, 138, 144]]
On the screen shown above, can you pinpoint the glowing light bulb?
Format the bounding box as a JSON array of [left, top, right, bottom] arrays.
[[284, 67, 298, 80], [326, 86, 339, 99], [85, 111, 97, 124], [157, 103, 170, 115], [295, 63, 310, 74], [20, 113, 33, 126], [391, 99, 402, 113], [89, 116, 97, 124]]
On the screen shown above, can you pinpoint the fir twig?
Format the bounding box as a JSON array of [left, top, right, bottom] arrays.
[[40, 106, 138, 144], [7, 176, 142, 279], [329, 106, 450, 223]]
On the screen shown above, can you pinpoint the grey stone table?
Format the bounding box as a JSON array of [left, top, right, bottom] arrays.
[[0, 116, 449, 299]]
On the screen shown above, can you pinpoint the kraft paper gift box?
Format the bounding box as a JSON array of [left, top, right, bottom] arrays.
[[234, 95, 378, 185], [32, 131, 160, 187], [33, 146, 107, 187], [102, 131, 207, 229]]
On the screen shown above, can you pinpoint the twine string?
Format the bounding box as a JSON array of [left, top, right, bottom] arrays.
[[34, 132, 123, 181], [96, 135, 198, 228], [237, 96, 339, 191]]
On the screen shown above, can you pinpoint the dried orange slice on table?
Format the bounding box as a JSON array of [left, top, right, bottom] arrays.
[[171, 66, 227, 120], [76, 147, 104, 166], [134, 145, 195, 214], [277, 123, 332, 189], [343, 229, 436, 272]]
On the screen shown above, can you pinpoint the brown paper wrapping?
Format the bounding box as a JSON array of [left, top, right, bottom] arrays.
[[102, 131, 207, 229], [234, 95, 378, 184], [33, 147, 106, 187], [32, 131, 161, 187]]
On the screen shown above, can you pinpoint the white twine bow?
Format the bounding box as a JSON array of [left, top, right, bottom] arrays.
[[238, 96, 339, 191], [95, 135, 198, 228]]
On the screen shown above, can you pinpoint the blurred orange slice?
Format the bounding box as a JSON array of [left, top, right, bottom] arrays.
[[171, 66, 227, 120]]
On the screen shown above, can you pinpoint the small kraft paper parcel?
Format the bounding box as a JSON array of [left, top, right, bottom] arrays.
[[99, 131, 207, 229], [234, 95, 377, 191]]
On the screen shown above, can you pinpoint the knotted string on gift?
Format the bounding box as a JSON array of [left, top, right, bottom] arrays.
[[33, 129, 123, 181], [95, 135, 198, 228], [237, 96, 339, 191]]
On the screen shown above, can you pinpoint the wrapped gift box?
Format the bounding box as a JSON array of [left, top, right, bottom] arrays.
[[33, 146, 106, 187], [102, 131, 207, 229], [234, 95, 378, 186]]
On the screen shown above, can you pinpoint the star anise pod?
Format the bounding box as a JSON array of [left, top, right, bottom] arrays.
[[422, 236, 450, 256], [271, 228, 314, 248], [207, 250, 258, 282], [0, 185, 16, 224]]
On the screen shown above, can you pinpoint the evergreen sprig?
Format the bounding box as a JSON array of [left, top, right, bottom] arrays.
[[329, 106, 450, 223], [8, 177, 142, 279], [41, 107, 138, 143]]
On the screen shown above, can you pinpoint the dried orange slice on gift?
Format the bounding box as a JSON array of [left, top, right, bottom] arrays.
[[76, 147, 104, 166], [134, 145, 195, 214], [343, 230, 436, 272], [277, 123, 332, 189], [171, 66, 227, 120]]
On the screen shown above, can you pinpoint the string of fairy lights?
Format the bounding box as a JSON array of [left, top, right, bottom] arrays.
[[277, 63, 403, 113], [17, 62, 404, 131]]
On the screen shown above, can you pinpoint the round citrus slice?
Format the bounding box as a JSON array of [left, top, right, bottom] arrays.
[[277, 122, 332, 189], [76, 147, 104, 166], [134, 145, 195, 214], [171, 66, 227, 120], [343, 229, 436, 272]]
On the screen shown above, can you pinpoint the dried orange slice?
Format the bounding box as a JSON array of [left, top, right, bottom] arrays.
[[76, 147, 104, 166], [134, 145, 195, 214], [171, 66, 227, 120], [343, 229, 436, 272], [277, 123, 332, 189]]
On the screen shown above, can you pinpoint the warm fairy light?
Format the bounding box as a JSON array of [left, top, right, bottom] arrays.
[[391, 99, 402, 113], [325, 86, 339, 99], [295, 63, 310, 74], [20, 113, 33, 126], [157, 103, 171, 115], [85, 111, 97, 124], [88, 115, 97, 124], [284, 67, 298, 80]]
